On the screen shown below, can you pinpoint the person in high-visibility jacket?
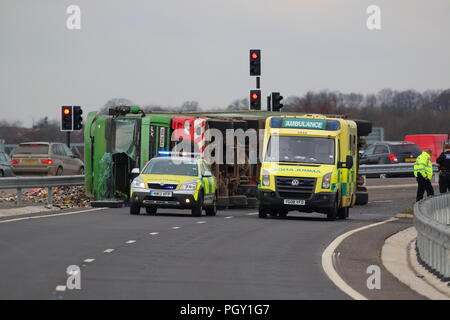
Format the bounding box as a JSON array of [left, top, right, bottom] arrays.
[[414, 149, 434, 201]]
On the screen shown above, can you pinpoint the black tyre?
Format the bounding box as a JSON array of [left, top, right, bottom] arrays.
[[146, 207, 157, 215], [0, 170, 4, 177], [205, 195, 217, 216], [338, 207, 349, 220], [327, 199, 338, 221], [130, 202, 141, 215], [55, 167, 63, 176], [192, 192, 203, 217], [258, 205, 268, 218], [355, 192, 369, 206], [278, 210, 288, 218]]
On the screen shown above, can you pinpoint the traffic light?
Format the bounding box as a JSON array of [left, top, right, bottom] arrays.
[[250, 90, 261, 110], [61, 106, 73, 131], [249, 49, 261, 76], [272, 92, 284, 112], [73, 106, 83, 130]]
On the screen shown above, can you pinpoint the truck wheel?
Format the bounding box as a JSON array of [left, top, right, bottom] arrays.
[[338, 207, 349, 220], [258, 205, 268, 218], [192, 192, 203, 217], [130, 203, 141, 215], [205, 196, 217, 216], [146, 207, 157, 215], [327, 200, 338, 221]]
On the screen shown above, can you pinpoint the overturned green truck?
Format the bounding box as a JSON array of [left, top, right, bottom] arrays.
[[84, 107, 372, 208]]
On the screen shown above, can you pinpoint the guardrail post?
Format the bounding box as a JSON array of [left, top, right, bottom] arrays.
[[16, 187, 22, 206], [47, 187, 52, 206]]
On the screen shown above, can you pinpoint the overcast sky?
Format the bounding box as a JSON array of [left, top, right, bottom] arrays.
[[1, 0, 449, 127]]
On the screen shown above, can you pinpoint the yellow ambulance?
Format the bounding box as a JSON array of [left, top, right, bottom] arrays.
[[258, 114, 358, 220]]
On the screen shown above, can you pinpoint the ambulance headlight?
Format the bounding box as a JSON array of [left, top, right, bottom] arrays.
[[262, 170, 270, 187], [179, 182, 197, 191], [322, 173, 332, 189], [131, 177, 146, 189]]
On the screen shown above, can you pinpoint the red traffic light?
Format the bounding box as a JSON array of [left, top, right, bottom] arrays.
[[251, 93, 259, 100], [251, 52, 258, 60]]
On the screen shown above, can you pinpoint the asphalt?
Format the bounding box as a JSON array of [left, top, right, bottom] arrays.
[[0, 177, 422, 299]]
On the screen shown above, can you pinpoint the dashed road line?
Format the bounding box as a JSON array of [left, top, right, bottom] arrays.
[[247, 212, 258, 216], [55, 285, 66, 292], [126, 240, 136, 244], [149, 232, 159, 235], [83, 259, 95, 263], [104, 249, 114, 253], [172, 226, 181, 229], [224, 216, 234, 219], [196, 221, 207, 224]]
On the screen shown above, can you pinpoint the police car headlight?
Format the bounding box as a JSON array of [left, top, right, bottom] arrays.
[[179, 182, 197, 191], [261, 170, 270, 187], [131, 177, 146, 189], [322, 173, 332, 189]]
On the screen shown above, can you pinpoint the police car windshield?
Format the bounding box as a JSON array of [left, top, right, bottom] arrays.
[[265, 136, 335, 165], [142, 158, 199, 176]]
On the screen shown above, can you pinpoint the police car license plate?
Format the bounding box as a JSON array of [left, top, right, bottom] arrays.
[[284, 199, 305, 205], [150, 191, 172, 197]]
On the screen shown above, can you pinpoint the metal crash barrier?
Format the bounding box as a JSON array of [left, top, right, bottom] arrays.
[[0, 175, 85, 206], [414, 194, 450, 282], [359, 163, 439, 176]]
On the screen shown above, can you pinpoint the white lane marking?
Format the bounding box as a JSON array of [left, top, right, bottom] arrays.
[[55, 285, 66, 292], [104, 249, 114, 253], [321, 217, 398, 300], [0, 208, 106, 224], [196, 221, 206, 224], [83, 258, 95, 263], [149, 232, 159, 235], [372, 200, 393, 203], [126, 240, 136, 244], [224, 216, 234, 219], [247, 212, 258, 216], [172, 226, 181, 229]]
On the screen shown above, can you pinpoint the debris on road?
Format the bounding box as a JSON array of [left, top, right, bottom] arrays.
[[0, 186, 91, 209]]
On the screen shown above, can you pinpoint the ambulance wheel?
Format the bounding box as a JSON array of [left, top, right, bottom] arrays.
[[130, 203, 141, 215], [192, 192, 203, 217], [258, 205, 268, 218], [327, 200, 338, 221], [278, 210, 288, 218], [338, 207, 349, 220], [146, 207, 157, 215]]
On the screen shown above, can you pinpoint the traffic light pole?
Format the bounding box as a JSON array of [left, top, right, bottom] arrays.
[[267, 95, 271, 112], [256, 77, 260, 89], [66, 131, 71, 148]]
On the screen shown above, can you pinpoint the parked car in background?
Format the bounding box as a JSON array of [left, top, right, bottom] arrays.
[[0, 151, 13, 177], [11, 142, 84, 176], [360, 141, 422, 165]]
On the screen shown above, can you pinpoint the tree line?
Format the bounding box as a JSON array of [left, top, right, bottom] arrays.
[[1, 88, 449, 144]]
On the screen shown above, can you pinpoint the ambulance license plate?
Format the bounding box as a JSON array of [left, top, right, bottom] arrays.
[[284, 199, 305, 205], [150, 191, 172, 197]]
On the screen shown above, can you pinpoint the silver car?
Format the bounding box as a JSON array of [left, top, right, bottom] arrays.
[[12, 142, 84, 176]]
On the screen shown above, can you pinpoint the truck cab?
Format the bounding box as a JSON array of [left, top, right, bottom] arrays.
[[258, 115, 358, 220]]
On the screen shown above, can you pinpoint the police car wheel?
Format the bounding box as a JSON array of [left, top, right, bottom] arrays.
[[192, 192, 203, 217], [146, 207, 157, 215], [205, 196, 217, 216], [130, 203, 141, 215]]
